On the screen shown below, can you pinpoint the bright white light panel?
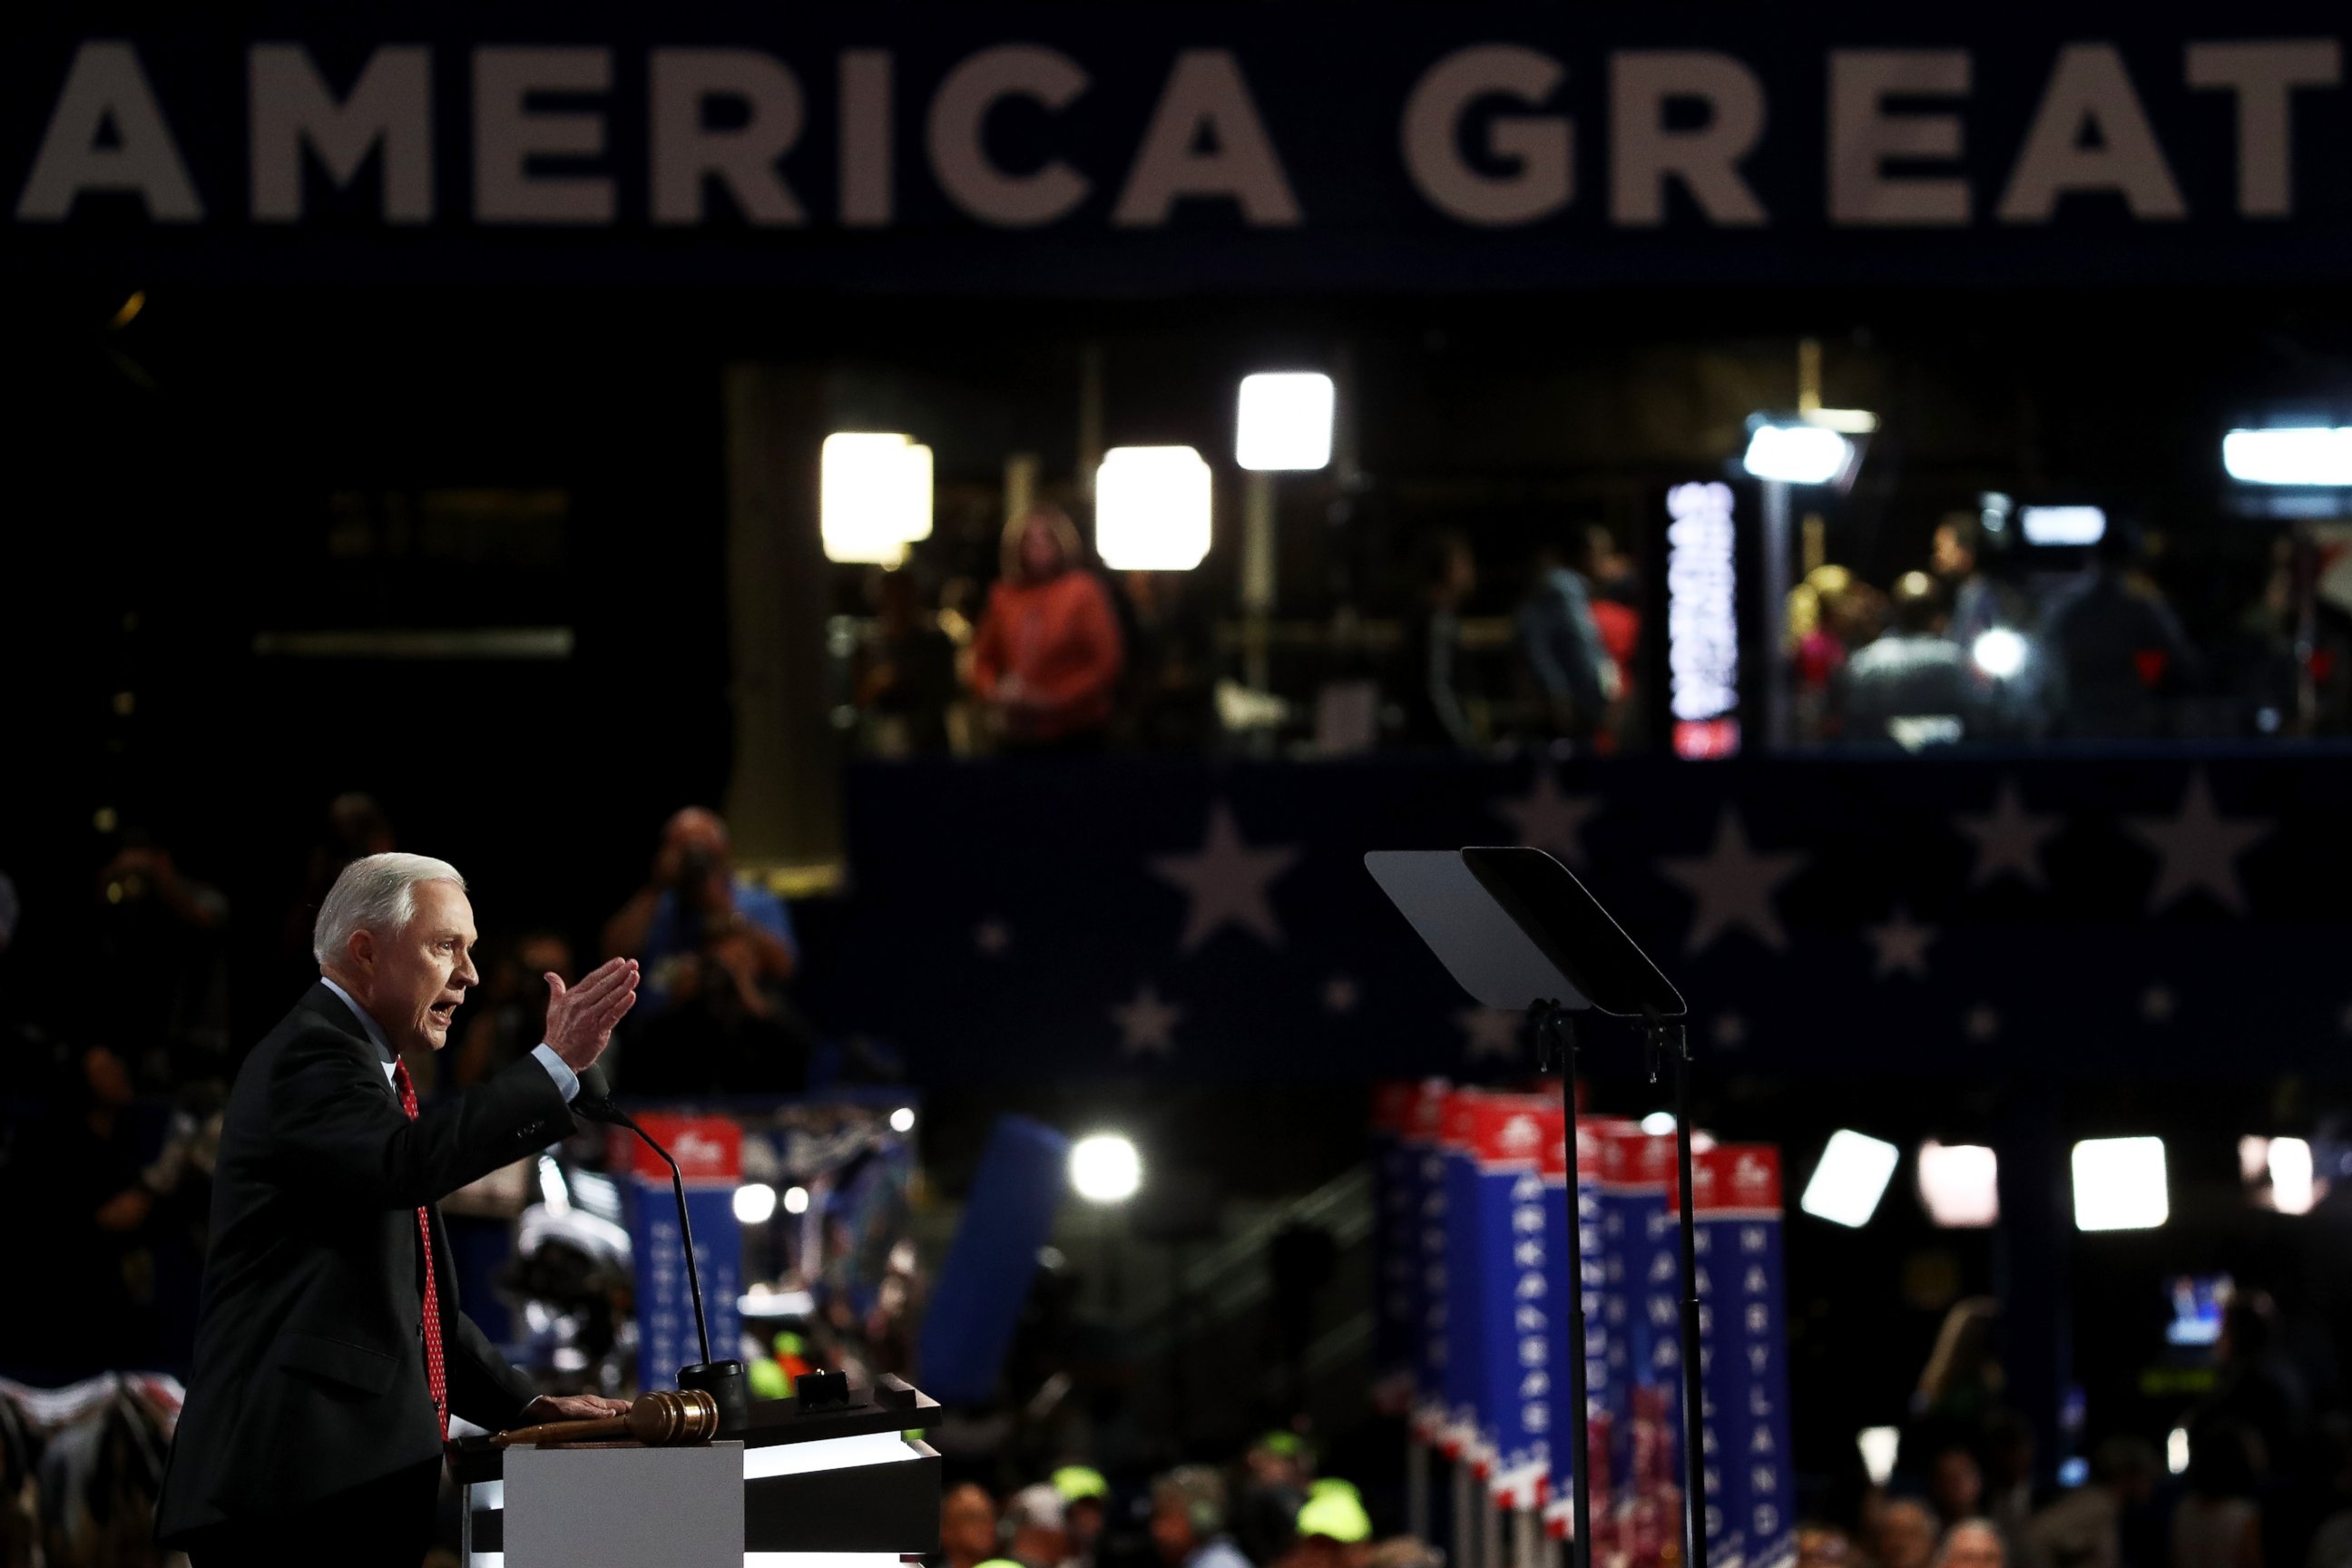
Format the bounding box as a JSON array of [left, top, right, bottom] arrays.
[[1236, 372, 1335, 471], [1096, 446, 1212, 571], [1800, 1130, 1899, 1228], [2223, 427, 2352, 486], [821, 433, 934, 564], [2072, 1136, 2169, 1231], [1743, 424, 1853, 485], [2020, 505, 2106, 545]]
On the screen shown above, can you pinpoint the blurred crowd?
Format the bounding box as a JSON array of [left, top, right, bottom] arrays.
[[931, 1436, 1436, 1568], [838, 504, 2352, 760]]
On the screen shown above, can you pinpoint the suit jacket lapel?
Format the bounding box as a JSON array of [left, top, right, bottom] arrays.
[[304, 981, 407, 1112]]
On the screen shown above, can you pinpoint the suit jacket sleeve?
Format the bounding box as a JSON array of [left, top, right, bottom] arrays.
[[267, 1024, 571, 1210], [449, 1309, 540, 1429]]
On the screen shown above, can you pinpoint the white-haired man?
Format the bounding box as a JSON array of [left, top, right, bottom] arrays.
[[156, 853, 639, 1567]]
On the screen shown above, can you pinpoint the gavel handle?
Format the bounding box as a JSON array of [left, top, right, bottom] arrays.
[[492, 1414, 630, 1448]]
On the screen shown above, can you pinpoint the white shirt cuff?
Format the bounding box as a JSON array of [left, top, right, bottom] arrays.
[[531, 1042, 580, 1102]]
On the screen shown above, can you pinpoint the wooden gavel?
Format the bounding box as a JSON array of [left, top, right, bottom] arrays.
[[493, 1388, 720, 1448]]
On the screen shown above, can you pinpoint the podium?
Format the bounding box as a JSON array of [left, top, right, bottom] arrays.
[[448, 1377, 943, 1568]]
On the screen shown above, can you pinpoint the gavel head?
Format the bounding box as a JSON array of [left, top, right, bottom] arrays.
[[626, 1387, 720, 1446]]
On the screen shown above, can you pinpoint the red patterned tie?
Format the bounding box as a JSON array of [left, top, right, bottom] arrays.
[[390, 1058, 449, 1440]]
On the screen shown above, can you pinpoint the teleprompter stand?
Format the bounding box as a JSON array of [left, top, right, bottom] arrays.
[[1366, 848, 1706, 1568]]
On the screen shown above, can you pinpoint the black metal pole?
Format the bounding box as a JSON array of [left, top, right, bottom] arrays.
[[1538, 1009, 1595, 1568], [1669, 1026, 1708, 1568]]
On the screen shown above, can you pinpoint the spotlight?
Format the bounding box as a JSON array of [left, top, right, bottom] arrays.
[[889, 1106, 916, 1134], [1235, 372, 1335, 472], [821, 432, 935, 564], [1640, 1112, 1676, 1136], [2168, 1427, 2190, 1476], [1917, 1141, 1999, 1228], [1800, 1131, 1899, 1228], [1970, 629, 2028, 681], [1742, 423, 1855, 485], [1096, 446, 1212, 571], [1857, 1426, 1900, 1488], [2223, 427, 2352, 486], [733, 1182, 778, 1224], [2269, 1136, 2317, 1216], [2020, 505, 2105, 546], [783, 1184, 810, 1216], [1069, 1132, 1142, 1204], [2072, 1137, 2168, 1231]]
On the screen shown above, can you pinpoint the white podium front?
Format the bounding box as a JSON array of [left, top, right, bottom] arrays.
[[505, 1443, 743, 1568], [453, 1378, 942, 1568]]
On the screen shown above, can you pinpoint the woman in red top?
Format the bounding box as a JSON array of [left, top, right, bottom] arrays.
[[969, 505, 1124, 749]]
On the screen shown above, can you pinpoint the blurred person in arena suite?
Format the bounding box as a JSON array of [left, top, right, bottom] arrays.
[[970, 504, 1123, 750], [156, 853, 637, 1568]]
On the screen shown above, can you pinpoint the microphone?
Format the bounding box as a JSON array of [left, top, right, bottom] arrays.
[[570, 1061, 750, 1433]]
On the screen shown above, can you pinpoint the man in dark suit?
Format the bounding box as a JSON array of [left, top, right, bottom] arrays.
[[156, 852, 641, 1567]]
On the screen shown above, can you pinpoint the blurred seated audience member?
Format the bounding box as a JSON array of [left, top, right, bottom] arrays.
[[2203, 1294, 2310, 1469], [1274, 1480, 1374, 1568], [1361, 1538, 1441, 1568], [1237, 1433, 1313, 1568], [2040, 526, 2199, 740], [1152, 1465, 1254, 1568], [1399, 532, 1479, 751], [1788, 564, 1857, 741], [1877, 1498, 1941, 1568], [1516, 535, 1613, 745], [1938, 1520, 2009, 1568], [1795, 1525, 1857, 1566], [282, 791, 396, 969], [1006, 1484, 1073, 1568], [2170, 1421, 2265, 1568], [970, 505, 1124, 752], [29, 1044, 168, 1375], [93, 828, 232, 1078], [602, 808, 808, 1093], [856, 568, 960, 758], [2021, 1436, 2159, 1568], [1931, 1446, 1989, 1532], [1052, 1467, 1111, 1568], [939, 1484, 1002, 1568], [1121, 569, 1218, 750], [1836, 573, 1982, 744], [455, 929, 574, 1088], [1983, 1412, 2040, 1547]]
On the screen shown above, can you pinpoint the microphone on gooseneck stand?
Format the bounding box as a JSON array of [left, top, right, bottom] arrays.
[[572, 1063, 750, 1434]]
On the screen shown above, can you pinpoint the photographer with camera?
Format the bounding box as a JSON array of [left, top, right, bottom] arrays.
[[600, 808, 808, 1095]]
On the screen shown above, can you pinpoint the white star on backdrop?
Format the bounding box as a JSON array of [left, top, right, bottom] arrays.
[[1965, 1004, 2001, 1042], [1712, 1013, 1748, 1050], [2142, 985, 2175, 1023], [1659, 810, 1807, 954], [1459, 1006, 1524, 1062], [2127, 771, 2270, 916], [1957, 779, 2063, 889], [1323, 975, 1360, 1014], [1111, 984, 1183, 1056], [1866, 907, 1936, 980], [1150, 802, 1302, 952], [974, 918, 1011, 956], [1494, 769, 1601, 866]]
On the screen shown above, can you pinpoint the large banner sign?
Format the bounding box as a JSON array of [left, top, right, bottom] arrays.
[[615, 1113, 744, 1396], [7, 5, 2352, 289], [1692, 1146, 1795, 1568]]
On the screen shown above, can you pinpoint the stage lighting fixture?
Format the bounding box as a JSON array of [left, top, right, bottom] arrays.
[[1069, 1132, 1143, 1204], [1096, 446, 1212, 571], [1857, 1426, 1900, 1488], [782, 1184, 811, 1216], [2223, 426, 2352, 486], [1640, 1112, 1676, 1136], [2168, 1428, 2190, 1475], [2072, 1136, 2169, 1231], [821, 432, 935, 564], [1917, 1141, 1999, 1228], [2020, 505, 2106, 546], [2269, 1136, 2317, 1215], [1800, 1130, 1899, 1228], [1742, 423, 1854, 485], [1236, 372, 1335, 471], [1970, 628, 2028, 680], [733, 1182, 779, 1224], [889, 1106, 916, 1133]]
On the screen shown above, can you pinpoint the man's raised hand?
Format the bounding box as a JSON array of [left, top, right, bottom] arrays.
[[544, 957, 639, 1072]]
